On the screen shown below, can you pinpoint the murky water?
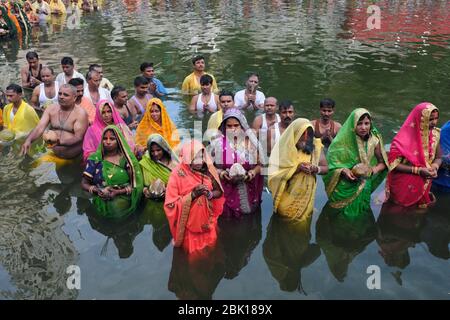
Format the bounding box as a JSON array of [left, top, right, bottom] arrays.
[[0, 0, 449, 299]]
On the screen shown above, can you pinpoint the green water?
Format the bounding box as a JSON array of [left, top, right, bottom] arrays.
[[0, 0, 449, 299]]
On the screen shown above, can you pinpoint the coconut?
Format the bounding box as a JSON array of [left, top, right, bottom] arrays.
[[0, 129, 15, 142], [43, 130, 58, 147], [149, 178, 165, 197], [351, 163, 372, 178], [229, 163, 246, 178]]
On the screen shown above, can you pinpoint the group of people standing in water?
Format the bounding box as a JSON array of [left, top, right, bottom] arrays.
[[0, 51, 448, 256]]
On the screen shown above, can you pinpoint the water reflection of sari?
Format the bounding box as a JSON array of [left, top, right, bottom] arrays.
[[376, 202, 426, 270], [139, 133, 179, 189], [135, 98, 180, 149], [387, 103, 441, 207], [323, 108, 388, 218], [82, 100, 135, 161], [316, 202, 376, 282], [139, 200, 172, 252], [164, 140, 225, 253], [168, 246, 225, 300], [217, 211, 261, 279], [263, 214, 320, 293], [210, 109, 264, 218], [268, 118, 323, 220], [433, 120, 449, 190], [83, 125, 143, 219]]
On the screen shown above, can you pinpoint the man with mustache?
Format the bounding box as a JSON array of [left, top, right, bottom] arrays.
[[310, 98, 341, 150], [252, 97, 280, 156]]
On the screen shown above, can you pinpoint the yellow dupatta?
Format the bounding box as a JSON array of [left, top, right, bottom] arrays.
[[2, 100, 40, 136], [268, 118, 323, 220], [135, 98, 180, 149], [50, 0, 67, 14]]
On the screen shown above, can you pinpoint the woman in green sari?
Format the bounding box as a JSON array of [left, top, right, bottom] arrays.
[[139, 133, 179, 199], [323, 108, 388, 217], [81, 125, 144, 219]]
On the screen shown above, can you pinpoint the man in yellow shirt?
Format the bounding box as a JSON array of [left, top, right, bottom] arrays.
[[181, 55, 218, 95], [2, 84, 40, 138]]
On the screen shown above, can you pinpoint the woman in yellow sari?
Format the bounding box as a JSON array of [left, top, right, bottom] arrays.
[[268, 118, 328, 220], [135, 98, 180, 150]]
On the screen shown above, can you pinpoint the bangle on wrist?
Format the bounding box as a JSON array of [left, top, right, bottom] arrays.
[[316, 166, 321, 174]]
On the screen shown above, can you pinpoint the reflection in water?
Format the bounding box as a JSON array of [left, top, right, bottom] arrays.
[[316, 202, 376, 282], [376, 202, 425, 271], [0, 152, 78, 299], [168, 246, 225, 300], [217, 212, 262, 280], [139, 200, 172, 252], [263, 214, 320, 294], [81, 198, 172, 258]]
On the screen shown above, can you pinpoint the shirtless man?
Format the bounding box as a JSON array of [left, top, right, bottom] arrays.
[[20, 51, 43, 89], [111, 85, 138, 130], [252, 97, 280, 156], [310, 98, 342, 150], [21, 84, 89, 159], [128, 76, 152, 122], [30, 66, 59, 111]]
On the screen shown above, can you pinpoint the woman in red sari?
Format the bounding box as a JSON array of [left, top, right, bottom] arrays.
[[164, 140, 225, 253], [387, 102, 442, 208]]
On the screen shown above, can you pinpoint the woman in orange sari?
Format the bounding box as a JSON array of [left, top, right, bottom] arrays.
[[164, 140, 225, 254], [387, 102, 442, 208], [135, 98, 180, 151]]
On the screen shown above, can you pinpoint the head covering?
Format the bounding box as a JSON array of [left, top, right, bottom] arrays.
[[387, 102, 440, 207], [140, 133, 179, 186], [388, 102, 439, 169], [324, 108, 387, 197], [88, 125, 144, 218], [268, 118, 322, 215], [135, 98, 180, 149], [82, 99, 135, 161]]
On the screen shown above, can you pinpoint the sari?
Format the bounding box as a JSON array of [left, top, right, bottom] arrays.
[[0, 6, 17, 37], [135, 98, 180, 149], [83, 125, 143, 219], [268, 118, 323, 220], [164, 140, 225, 254], [82, 99, 135, 162], [49, 0, 67, 14], [2, 100, 39, 137], [210, 109, 264, 218], [387, 103, 441, 207], [433, 121, 449, 190], [139, 133, 179, 188], [323, 108, 388, 218]]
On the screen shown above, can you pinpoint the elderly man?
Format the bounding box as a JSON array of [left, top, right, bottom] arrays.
[[84, 70, 112, 106], [21, 84, 89, 160]]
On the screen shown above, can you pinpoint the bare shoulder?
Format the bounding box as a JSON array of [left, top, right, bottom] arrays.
[[334, 121, 342, 128], [310, 119, 317, 126]]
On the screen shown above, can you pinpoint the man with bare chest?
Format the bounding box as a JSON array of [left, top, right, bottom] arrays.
[[310, 98, 342, 150], [21, 84, 89, 159]]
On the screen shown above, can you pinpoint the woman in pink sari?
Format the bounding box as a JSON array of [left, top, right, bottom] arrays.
[[164, 140, 225, 254], [82, 100, 135, 162], [387, 102, 442, 208]]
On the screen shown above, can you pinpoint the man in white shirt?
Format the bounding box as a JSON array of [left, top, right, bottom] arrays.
[[234, 73, 265, 110], [56, 56, 86, 85], [89, 64, 114, 91], [83, 70, 111, 106]]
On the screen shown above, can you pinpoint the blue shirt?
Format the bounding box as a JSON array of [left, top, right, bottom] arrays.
[[151, 77, 168, 96]]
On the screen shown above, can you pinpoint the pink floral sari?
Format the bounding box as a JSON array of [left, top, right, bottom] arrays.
[[387, 102, 440, 207]]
